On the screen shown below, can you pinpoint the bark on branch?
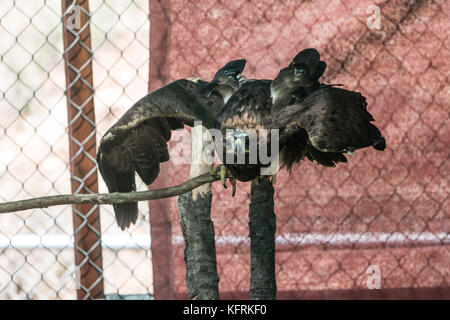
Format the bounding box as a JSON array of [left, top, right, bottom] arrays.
[[249, 177, 277, 300], [177, 125, 219, 300], [0, 173, 220, 214]]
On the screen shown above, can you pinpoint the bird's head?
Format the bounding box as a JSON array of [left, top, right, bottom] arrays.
[[208, 59, 247, 103], [290, 48, 320, 67], [270, 48, 328, 106], [213, 59, 247, 89], [289, 48, 327, 81]]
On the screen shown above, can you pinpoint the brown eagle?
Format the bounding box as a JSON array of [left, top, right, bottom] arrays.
[[97, 49, 386, 229]]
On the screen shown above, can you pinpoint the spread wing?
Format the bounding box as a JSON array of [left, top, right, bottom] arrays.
[[268, 86, 386, 169], [97, 59, 246, 229], [217, 48, 328, 144], [220, 48, 385, 171], [264, 48, 385, 170], [218, 48, 373, 171]]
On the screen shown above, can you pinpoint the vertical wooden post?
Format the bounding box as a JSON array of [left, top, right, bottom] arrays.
[[249, 178, 277, 300], [148, 0, 174, 300], [61, 0, 104, 299], [177, 125, 219, 300]]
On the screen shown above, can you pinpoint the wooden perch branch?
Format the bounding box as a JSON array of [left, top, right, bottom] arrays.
[[0, 173, 220, 214], [178, 125, 219, 300], [249, 177, 277, 300]]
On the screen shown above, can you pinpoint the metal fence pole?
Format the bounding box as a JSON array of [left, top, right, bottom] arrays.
[[148, 0, 174, 300], [61, 0, 104, 300]]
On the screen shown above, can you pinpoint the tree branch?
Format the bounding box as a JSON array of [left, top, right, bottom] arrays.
[[0, 173, 220, 214]]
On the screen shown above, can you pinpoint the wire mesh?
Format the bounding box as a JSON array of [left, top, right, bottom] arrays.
[[0, 0, 448, 300], [0, 0, 152, 299], [161, 0, 449, 298]]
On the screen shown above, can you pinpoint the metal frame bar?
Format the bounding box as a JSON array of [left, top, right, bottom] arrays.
[[61, 0, 104, 300], [147, 0, 174, 300]]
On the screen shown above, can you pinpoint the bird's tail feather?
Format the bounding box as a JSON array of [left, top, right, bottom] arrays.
[[97, 152, 138, 230], [113, 202, 138, 231], [109, 169, 138, 230]]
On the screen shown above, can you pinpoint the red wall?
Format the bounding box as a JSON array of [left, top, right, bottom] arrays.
[[150, 0, 449, 298]]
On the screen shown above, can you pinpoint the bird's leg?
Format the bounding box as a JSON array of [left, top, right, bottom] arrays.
[[210, 165, 226, 186], [220, 165, 227, 188]]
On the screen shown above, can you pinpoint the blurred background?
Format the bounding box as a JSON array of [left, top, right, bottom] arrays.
[[0, 0, 448, 299], [0, 0, 152, 299]]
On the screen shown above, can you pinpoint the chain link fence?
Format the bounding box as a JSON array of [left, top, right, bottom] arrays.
[[0, 0, 152, 299], [0, 0, 449, 299]]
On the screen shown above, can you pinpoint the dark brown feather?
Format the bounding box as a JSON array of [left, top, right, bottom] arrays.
[[218, 49, 385, 177], [97, 59, 247, 229], [272, 86, 385, 154], [279, 126, 308, 172]]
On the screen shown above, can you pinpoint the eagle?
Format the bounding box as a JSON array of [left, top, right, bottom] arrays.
[[97, 48, 386, 229]]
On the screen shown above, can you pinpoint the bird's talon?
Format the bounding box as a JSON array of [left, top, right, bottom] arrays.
[[220, 165, 227, 186], [230, 178, 236, 197], [210, 165, 221, 177], [211, 165, 237, 195]]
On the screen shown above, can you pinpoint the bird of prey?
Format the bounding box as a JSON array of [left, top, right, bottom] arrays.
[[218, 48, 385, 183], [97, 59, 247, 229], [97, 49, 386, 229]]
